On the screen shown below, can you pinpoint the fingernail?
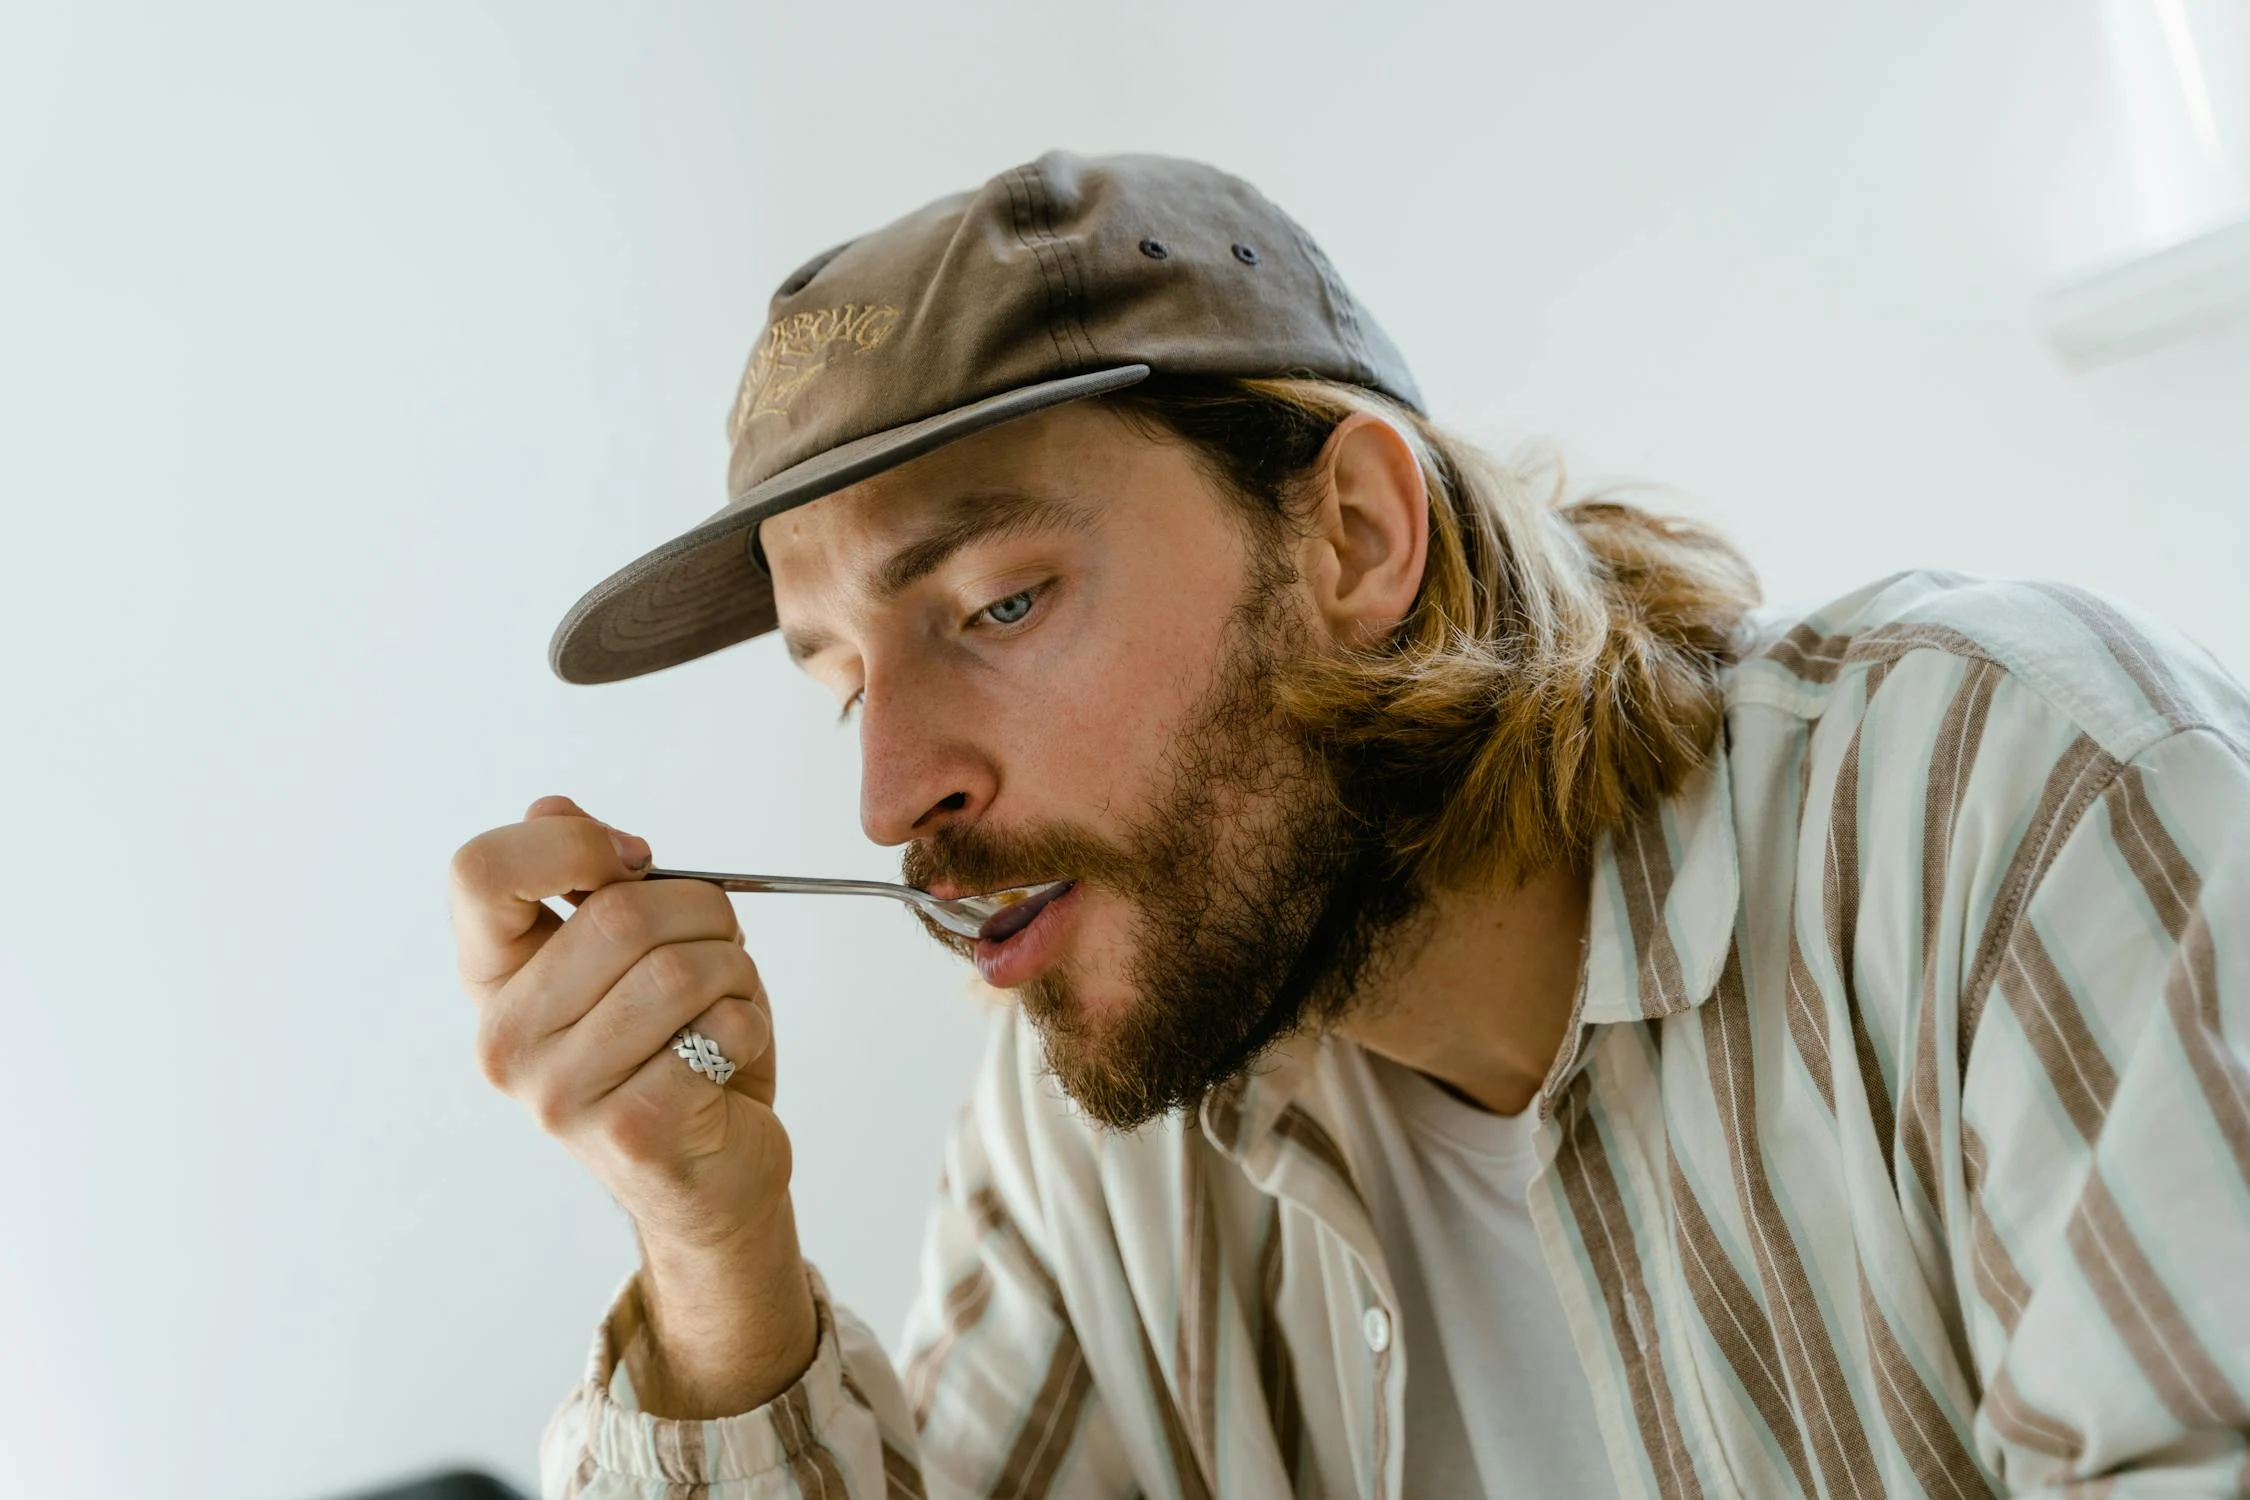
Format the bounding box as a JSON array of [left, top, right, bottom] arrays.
[[609, 829, 652, 871]]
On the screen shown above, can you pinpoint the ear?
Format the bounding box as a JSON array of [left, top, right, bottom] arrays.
[[1296, 413, 1430, 649]]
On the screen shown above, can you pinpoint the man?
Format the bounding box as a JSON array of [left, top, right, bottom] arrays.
[[448, 152, 2250, 1498]]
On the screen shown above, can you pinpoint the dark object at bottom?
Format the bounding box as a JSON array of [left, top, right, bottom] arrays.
[[319, 1469, 530, 1500]]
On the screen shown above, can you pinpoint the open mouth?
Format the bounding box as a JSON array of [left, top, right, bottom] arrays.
[[976, 881, 1075, 943]]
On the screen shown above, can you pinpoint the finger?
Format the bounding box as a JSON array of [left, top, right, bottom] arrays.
[[592, 1026, 793, 1214], [525, 793, 591, 821], [534, 993, 772, 1140], [502, 877, 742, 1039], [545, 939, 770, 1096], [450, 807, 653, 990], [529, 797, 622, 909], [664, 996, 775, 1104]]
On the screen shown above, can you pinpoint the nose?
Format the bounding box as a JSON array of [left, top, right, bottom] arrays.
[[855, 668, 998, 847]]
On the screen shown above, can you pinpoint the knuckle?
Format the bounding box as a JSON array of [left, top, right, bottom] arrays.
[[527, 1082, 573, 1136], [581, 884, 658, 949], [473, 1017, 517, 1089], [689, 883, 736, 932], [718, 996, 771, 1053], [643, 943, 706, 1002], [448, 836, 498, 898]]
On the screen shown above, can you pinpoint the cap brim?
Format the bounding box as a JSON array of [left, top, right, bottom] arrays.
[[547, 363, 1151, 684]]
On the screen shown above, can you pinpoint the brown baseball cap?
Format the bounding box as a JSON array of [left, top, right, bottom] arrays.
[[548, 149, 1424, 684]]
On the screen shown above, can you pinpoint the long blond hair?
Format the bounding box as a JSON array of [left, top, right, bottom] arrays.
[[1105, 375, 1761, 889]]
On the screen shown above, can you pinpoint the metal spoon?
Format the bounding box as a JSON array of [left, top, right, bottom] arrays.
[[643, 868, 1074, 942]]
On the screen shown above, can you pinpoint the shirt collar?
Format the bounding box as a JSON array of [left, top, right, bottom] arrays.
[[1199, 1029, 1322, 1163], [1576, 752, 1741, 1026], [1198, 751, 1742, 1160]]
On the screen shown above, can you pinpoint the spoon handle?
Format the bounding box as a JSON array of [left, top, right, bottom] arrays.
[[643, 868, 917, 903]]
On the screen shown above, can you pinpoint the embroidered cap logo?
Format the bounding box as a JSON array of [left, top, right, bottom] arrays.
[[729, 302, 902, 438]]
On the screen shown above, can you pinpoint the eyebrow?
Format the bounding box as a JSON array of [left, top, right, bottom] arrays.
[[781, 487, 1098, 665]]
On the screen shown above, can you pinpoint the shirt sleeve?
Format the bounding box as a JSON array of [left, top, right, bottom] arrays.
[[537, 1009, 1133, 1499], [1959, 725, 2250, 1494], [536, 1259, 920, 1498]]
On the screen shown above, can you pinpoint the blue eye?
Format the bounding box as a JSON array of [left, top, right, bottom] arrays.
[[982, 589, 1037, 626]]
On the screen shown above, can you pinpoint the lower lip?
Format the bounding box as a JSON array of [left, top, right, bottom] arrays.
[[973, 884, 1081, 988]]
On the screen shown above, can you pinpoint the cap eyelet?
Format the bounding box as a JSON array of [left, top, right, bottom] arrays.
[[1139, 237, 1171, 260], [1231, 243, 1260, 266]]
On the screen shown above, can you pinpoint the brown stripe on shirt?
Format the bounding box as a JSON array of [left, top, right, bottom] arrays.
[[1136, 1315, 1216, 1500], [1271, 1103, 1361, 1203], [1703, 948, 1884, 1499], [1903, 659, 2004, 1221], [649, 1411, 711, 1490], [557, 1447, 600, 1500], [2107, 762, 2250, 1192], [1253, 1202, 1305, 1493], [905, 1264, 997, 1428], [2067, 1170, 2250, 1430], [1760, 617, 1996, 692], [969, 1185, 1067, 1315], [1850, 622, 2003, 674], [1784, 730, 1837, 1110], [1824, 662, 1900, 1166], [1959, 1125, 2033, 1334], [1966, 1200, 2032, 1335], [777, 1381, 850, 1499], [988, 1324, 1094, 1500], [1784, 938, 1838, 1113], [1554, 1083, 1705, 1500], [881, 1440, 930, 1500], [1856, 1269, 1998, 1499], [1980, 1363, 2084, 1465], [1763, 622, 1859, 684], [1959, 736, 2118, 1064], [1175, 1134, 1223, 1483], [1992, 923, 2118, 1142], [2167, 907, 2250, 1194], [837, 1364, 929, 1500], [2106, 763, 2198, 935], [1616, 801, 1691, 1016], [1668, 1146, 1818, 1497]]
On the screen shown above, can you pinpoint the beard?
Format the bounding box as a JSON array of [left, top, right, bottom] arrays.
[[900, 564, 1430, 1131]]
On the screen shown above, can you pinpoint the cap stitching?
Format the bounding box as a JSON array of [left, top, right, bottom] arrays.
[[1008, 164, 1092, 370], [1042, 171, 1101, 364], [1002, 168, 1071, 370], [1029, 164, 1097, 366]]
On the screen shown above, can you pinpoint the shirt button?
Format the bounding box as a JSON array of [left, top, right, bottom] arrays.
[[1362, 1306, 1392, 1354]]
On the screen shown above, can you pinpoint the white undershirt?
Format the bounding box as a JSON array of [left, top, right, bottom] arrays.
[[1327, 1044, 1615, 1496]]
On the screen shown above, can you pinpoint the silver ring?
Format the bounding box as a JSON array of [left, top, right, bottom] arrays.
[[670, 1028, 736, 1086]]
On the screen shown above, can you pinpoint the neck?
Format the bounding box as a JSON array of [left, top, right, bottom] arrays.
[[1338, 861, 1590, 1116]]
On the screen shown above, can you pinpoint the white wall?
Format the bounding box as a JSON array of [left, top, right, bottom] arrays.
[[3, 2, 2244, 1496]]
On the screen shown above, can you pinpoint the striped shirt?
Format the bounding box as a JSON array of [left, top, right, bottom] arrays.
[[542, 570, 2250, 1498]]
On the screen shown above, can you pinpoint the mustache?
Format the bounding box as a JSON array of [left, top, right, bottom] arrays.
[[901, 819, 1144, 898]]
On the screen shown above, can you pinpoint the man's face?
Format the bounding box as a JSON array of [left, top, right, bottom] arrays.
[[764, 402, 1416, 1128]]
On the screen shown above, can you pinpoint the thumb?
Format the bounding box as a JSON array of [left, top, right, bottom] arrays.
[[523, 794, 653, 904], [525, 793, 592, 822]]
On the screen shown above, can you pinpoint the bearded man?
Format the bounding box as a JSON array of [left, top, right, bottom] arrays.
[[448, 152, 2250, 1499]]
